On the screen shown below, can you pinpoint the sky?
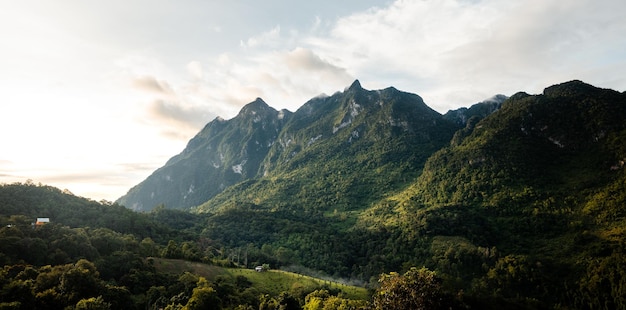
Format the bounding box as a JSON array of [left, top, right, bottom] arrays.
[[1, 0, 625, 202]]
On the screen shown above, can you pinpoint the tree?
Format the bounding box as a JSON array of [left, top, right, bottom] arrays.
[[277, 291, 300, 310], [59, 259, 103, 304], [304, 289, 330, 310], [259, 294, 278, 310], [162, 240, 182, 259], [372, 267, 450, 310], [74, 296, 111, 310], [182, 277, 221, 310], [140, 237, 159, 257]]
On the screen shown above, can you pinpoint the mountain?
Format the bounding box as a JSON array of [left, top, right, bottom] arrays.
[[117, 98, 292, 210], [114, 80, 626, 308], [354, 80, 626, 305], [117, 80, 461, 211]]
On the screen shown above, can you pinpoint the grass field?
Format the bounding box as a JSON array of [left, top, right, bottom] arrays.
[[150, 258, 369, 300]]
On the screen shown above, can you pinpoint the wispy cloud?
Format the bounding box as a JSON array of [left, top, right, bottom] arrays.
[[131, 76, 175, 96], [284, 47, 349, 76], [305, 0, 626, 110], [127, 46, 355, 134], [147, 99, 215, 135], [137, 0, 626, 127], [241, 25, 283, 48]]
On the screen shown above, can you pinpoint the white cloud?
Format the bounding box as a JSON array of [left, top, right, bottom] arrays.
[[139, 46, 354, 124], [114, 0, 626, 145], [147, 99, 214, 133], [246, 48, 354, 106], [305, 0, 626, 111], [125, 0, 626, 130], [186, 61, 204, 80], [131, 76, 175, 96], [241, 25, 282, 48]]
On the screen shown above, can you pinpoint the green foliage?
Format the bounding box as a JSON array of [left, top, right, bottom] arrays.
[[303, 289, 368, 310], [577, 249, 626, 309], [0, 182, 183, 243], [74, 296, 111, 310], [182, 277, 221, 310], [373, 267, 454, 310]]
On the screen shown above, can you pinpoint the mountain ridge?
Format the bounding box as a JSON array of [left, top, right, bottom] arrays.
[[117, 80, 475, 211]]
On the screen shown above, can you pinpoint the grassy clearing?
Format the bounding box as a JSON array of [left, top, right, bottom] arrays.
[[225, 268, 369, 300], [150, 258, 368, 300]]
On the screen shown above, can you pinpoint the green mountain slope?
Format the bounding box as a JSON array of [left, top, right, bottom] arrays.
[[117, 98, 292, 210], [118, 80, 462, 212], [196, 80, 460, 214], [355, 80, 626, 307]]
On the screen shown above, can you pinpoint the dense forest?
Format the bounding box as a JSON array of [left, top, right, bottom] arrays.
[[0, 182, 376, 309], [2, 80, 626, 309]]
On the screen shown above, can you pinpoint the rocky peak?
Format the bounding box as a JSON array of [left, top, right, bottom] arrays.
[[239, 98, 270, 114], [236, 98, 283, 123], [347, 79, 363, 92]]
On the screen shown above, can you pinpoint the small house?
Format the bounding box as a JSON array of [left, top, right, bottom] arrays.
[[35, 218, 50, 226], [255, 266, 264, 272]]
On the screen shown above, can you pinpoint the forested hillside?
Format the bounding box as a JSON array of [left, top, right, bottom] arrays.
[[355, 80, 626, 307], [3, 80, 625, 309], [157, 80, 626, 308], [0, 182, 374, 309]]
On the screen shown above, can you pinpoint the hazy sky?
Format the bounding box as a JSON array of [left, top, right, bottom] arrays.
[[1, 0, 625, 202]]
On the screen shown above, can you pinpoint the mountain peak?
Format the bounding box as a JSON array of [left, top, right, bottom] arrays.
[[248, 97, 268, 108], [347, 79, 362, 91], [543, 80, 598, 98], [238, 97, 274, 116]]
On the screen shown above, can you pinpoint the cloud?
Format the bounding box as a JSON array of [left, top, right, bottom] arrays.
[[126, 73, 221, 139], [127, 0, 626, 142], [284, 47, 348, 75], [116, 162, 160, 174], [305, 0, 626, 111], [0, 160, 22, 180], [146, 47, 354, 122], [237, 47, 354, 107], [131, 76, 175, 96], [147, 99, 216, 139], [40, 172, 116, 184], [241, 25, 282, 48], [186, 61, 203, 80]]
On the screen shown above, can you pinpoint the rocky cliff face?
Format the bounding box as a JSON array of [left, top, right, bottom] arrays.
[[117, 98, 292, 210]]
